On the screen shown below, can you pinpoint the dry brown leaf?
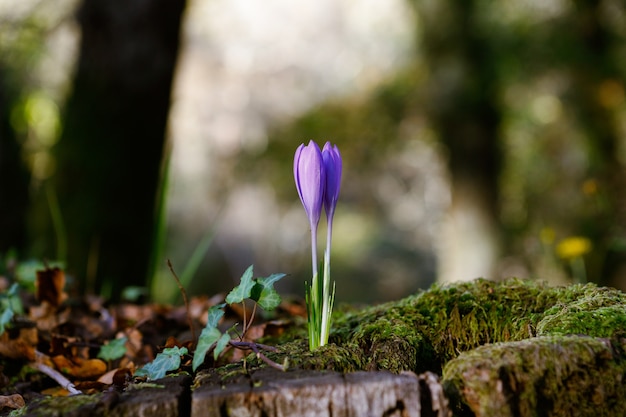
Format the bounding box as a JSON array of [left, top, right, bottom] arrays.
[[40, 387, 72, 397], [123, 328, 144, 361], [0, 393, 25, 410], [279, 299, 307, 318], [262, 319, 293, 337], [98, 367, 132, 389], [29, 300, 70, 332], [0, 327, 37, 360], [36, 267, 67, 307], [97, 368, 118, 385], [74, 380, 108, 394], [51, 356, 107, 380]]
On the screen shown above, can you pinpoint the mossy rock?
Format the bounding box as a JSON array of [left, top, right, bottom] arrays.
[[443, 335, 626, 417], [258, 278, 626, 416]]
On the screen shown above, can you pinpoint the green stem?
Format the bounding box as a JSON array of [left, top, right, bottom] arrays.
[[307, 221, 321, 350], [310, 221, 319, 278], [320, 218, 335, 346]]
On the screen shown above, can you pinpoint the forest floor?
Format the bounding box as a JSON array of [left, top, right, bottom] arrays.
[[2, 266, 626, 417], [0, 265, 308, 416]]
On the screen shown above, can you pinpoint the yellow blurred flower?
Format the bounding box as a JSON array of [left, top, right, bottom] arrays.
[[556, 237, 592, 260], [582, 179, 598, 196]]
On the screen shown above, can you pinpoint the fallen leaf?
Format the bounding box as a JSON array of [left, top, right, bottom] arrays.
[[97, 367, 131, 386], [74, 380, 108, 394], [0, 393, 25, 410], [51, 356, 107, 380], [40, 387, 72, 397], [29, 301, 67, 332], [263, 319, 293, 337], [98, 336, 128, 361], [278, 299, 307, 318], [0, 327, 37, 360], [112, 368, 132, 389], [36, 267, 67, 307]]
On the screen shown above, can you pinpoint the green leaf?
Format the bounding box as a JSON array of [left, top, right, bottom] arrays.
[[251, 273, 286, 310], [225, 265, 255, 304], [0, 308, 13, 335], [97, 337, 128, 361], [214, 332, 231, 360], [121, 286, 148, 303], [139, 347, 188, 381], [2, 283, 23, 316], [193, 326, 222, 371], [207, 304, 225, 328], [6, 283, 19, 297]]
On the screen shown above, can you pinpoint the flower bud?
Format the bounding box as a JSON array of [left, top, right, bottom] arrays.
[[294, 140, 325, 229], [322, 142, 342, 219]]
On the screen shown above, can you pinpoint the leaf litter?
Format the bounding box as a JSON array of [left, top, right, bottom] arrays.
[[0, 263, 303, 413]]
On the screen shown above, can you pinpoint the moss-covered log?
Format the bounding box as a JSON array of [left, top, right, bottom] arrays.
[[256, 278, 626, 415], [273, 279, 626, 372]]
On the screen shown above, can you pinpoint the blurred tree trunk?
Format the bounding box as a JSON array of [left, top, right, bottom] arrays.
[[50, 0, 186, 296], [410, 0, 503, 282], [0, 65, 30, 255]]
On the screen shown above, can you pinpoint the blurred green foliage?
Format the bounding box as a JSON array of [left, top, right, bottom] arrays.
[[241, 0, 626, 292]]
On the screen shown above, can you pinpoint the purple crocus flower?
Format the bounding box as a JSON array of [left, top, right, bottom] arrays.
[[322, 142, 342, 222], [295, 140, 342, 350], [294, 140, 326, 275]]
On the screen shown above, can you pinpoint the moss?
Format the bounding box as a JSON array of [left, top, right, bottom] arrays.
[[537, 286, 626, 337], [259, 279, 626, 375], [249, 279, 626, 415], [442, 335, 626, 417], [22, 393, 103, 417]]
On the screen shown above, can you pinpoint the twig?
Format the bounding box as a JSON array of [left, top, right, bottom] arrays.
[[31, 353, 82, 395], [242, 302, 247, 339], [240, 301, 258, 340], [167, 259, 196, 341], [229, 340, 286, 371]]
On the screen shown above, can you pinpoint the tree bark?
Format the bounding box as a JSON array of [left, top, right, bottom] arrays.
[[192, 369, 450, 417], [51, 0, 186, 295], [0, 64, 30, 254]]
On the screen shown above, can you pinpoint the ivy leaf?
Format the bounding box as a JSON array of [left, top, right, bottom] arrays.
[[6, 283, 19, 298], [214, 332, 231, 360], [138, 346, 188, 381], [225, 265, 255, 304], [251, 273, 286, 310], [193, 326, 222, 371], [97, 337, 128, 361], [207, 304, 225, 328], [0, 308, 13, 335]]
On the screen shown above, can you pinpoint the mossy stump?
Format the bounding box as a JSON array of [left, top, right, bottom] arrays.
[[19, 374, 191, 417], [192, 368, 447, 417], [13, 278, 626, 417], [255, 278, 626, 416]]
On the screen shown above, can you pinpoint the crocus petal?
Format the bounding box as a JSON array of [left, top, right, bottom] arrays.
[[294, 141, 325, 227], [322, 142, 342, 218]]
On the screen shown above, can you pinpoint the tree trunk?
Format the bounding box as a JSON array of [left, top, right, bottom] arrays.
[[50, 0, 186, 296], [0, 64, 30, 255]]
